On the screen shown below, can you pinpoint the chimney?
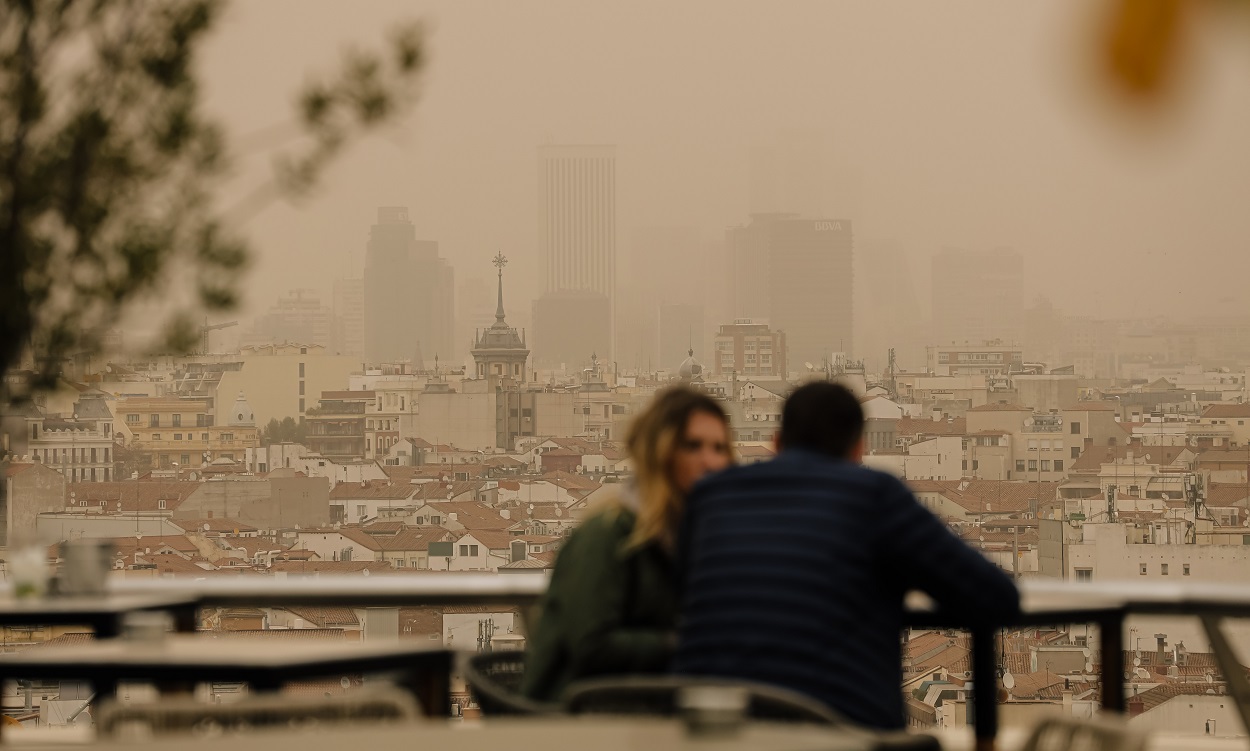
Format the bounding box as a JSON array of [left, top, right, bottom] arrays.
[[1155, 633, 1167, 656], [1127, 695, 1144, 717]]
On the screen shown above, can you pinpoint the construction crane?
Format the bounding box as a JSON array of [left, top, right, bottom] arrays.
[[199, 319, 238, 355]]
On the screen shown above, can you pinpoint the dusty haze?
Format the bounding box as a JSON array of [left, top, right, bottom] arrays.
[[200, 0, 1250, 364]]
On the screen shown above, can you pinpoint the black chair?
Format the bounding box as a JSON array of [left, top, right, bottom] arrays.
[[463, 651, 561, 716], [564, 676, 942, 750]]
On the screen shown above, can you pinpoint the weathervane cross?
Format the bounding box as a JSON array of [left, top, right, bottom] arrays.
[[492, 252, 508, 270]]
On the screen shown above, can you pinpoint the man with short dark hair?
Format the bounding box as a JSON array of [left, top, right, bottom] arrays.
[[673, 382, 1019, 731]]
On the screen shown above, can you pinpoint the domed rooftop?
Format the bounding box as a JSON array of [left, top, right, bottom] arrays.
[[228, 391, 255, 427], [677, 348, 704, 381]]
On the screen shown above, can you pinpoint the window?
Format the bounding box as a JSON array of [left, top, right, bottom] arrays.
[[1184, 564, 1190, 576], [396, 559, 405, 568], [367, 420, 374, 429], [1071, 422, 1081, 435], [1139, 563, 1148, 575], [459, 545, 469, 556], [172, 414, 181, 427], [153, 433, 161, 441], [357, 504, 366, 518], [469, 544, 479, 556], [181, 454, 190, 465], [221, 432, 234, 441], [1161, 563, 1169, 575], [1015, 460, 1026, 472], [1075, 568, 1093, 582], [90, 448, 97, 463], [962, 460, 968, 471], [299, 398, 305, 413], [201, 433, 209, 441], [972, 460, 980, 471], [158, 499, 166, 510], [1028, 460, 1037, 471], [127, 414, 139, 424], [1027, 439, 1038, 450], [299, 382, 305, 396], [1071, 446, 1081, 460], [299, 362, 305, 377], [1054, 460, 1064, 472], [1040, 460, 1051, 471], [174, 433, 182, 441], [150, 414, 160, 427]]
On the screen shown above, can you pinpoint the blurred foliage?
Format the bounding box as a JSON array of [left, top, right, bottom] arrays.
[[0, 0, 423, 404], [1101, 0, 1186, 99], [261, 416, 306, 446]]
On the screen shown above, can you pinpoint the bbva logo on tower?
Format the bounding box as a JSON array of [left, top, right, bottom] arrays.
[[813, 221, 844, 231]]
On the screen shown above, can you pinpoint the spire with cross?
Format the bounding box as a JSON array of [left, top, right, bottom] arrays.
[[492, 253, 508, 324]]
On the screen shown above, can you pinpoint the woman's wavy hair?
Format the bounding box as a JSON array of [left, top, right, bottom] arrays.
[[626, 386, 731, 551]]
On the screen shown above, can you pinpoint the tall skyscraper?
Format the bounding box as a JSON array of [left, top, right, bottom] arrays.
[[930, 247, 1024, 347], [727, 214, 854, 372], [363, 207, 454, 366], [538, 145, 617, 298], [536, 146, 616, 363]]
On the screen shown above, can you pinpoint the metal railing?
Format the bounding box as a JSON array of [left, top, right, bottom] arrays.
[[8, 575, 1250, 745]]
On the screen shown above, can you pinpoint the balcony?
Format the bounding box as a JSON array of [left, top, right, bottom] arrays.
[[307, 403, 367, 417]]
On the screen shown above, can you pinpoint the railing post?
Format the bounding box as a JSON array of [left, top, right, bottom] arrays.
[[1098, 612, 1125, 713], [971, 624, 998, 748]]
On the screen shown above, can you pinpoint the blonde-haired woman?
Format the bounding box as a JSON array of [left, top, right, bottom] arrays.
[[521, 386, 732, 702]]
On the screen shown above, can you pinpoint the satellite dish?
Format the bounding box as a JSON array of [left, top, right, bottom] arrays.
[[1133, 656, 1141, 667], [203, 523, 211, 532], [340, 677, 351, 690], [1206, 672, 1214, 684], [1135, 668, 1150, 680], [1084, 660, 1094, 672], [1002, 670, 1015, 690], [1082, 647, 1092, 658], [362, 569, 370, 577], [804, 362, 814, 371], [1024, 417, 1034, 427]]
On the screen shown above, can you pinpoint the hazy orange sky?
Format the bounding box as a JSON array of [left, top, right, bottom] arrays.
[[200, 1, 1250, 328]]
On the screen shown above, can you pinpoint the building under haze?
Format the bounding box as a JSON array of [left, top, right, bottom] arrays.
[[727, 214, 853, 372], [931, 248, 1023, 347], [331, 277, 364, 358], [363, 207, 454, 367], [532, 291, 611, 371], [244, 289, 332, 349], [537, 145, 617, 360], [713, 319, 787, 378]]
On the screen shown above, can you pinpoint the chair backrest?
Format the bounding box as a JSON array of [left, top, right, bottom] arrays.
[[463, 650, 562, 716], [1021, 717, 1146, 751], [96, 687, 419, 740], [564, 675, 847, 725]]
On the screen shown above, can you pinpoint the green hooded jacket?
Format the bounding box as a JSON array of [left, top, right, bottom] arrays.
[[520, 504, 677, 702]]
